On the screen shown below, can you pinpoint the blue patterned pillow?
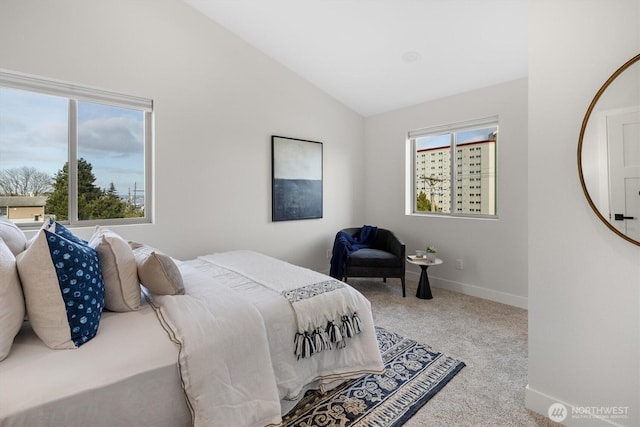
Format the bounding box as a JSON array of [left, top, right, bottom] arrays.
[[46, 231, 103, 345], [54, 224, 87, 245], [16, 229, 105, 349], [42, 218, 87, 245]]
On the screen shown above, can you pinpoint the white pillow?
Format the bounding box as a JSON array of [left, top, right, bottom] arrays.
[[0, 217, 27, 256], [16, 229, 104, 349], [0, 238, 25, 361], [129, 241, 184, 296], [89, 227, 140, 312]]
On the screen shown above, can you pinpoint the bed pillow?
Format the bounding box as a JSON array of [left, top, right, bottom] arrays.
[[0, 217, 27, 256], [0, 238, 25, 361], [42, 218, 88, 245], [129, 241, 184, 295], [89, 227, 140, 312], [16, 230, 104, 349]]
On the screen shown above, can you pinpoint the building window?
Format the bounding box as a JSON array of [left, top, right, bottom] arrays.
[[0, 70, 153, 227], [408, 117, 497, 217]]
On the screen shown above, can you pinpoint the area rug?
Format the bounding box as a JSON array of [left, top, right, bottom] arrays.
[[282, 327, 465, 427]]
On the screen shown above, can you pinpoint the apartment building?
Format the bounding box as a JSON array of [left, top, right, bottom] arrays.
[[415, 139, 496, 215]]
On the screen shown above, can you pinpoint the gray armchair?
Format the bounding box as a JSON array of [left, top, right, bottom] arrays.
[[340, 227, 406, 297]]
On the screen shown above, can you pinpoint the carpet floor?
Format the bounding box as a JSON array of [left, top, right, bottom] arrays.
[[344, 278, 558, 427]]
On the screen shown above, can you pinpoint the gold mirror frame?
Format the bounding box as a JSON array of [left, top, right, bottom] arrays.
[[578, 53, 640, 246]]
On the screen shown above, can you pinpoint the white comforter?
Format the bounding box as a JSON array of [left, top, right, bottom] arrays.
[[149, 250, 384, 427], [149, 261, 281, 427]]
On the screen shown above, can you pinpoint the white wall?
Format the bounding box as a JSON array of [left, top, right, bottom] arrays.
[[0, 0, 366, 271], [363, 78, 529, 307], [527, 1, 640, 425]]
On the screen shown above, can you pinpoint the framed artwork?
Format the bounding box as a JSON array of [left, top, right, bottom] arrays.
[[272, 135, 323, 221]]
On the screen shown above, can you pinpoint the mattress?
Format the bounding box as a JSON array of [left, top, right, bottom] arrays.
[[0, 299, 190, 427]]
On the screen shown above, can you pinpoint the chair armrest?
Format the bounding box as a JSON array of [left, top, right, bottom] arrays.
[[384, 231, 405, 260]]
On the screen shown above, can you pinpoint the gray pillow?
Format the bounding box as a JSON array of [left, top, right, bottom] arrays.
[[89, 226, 140, 312], [0, 237, 25, 361], [129, 241, 184, 296], [0, 217, 27, 256]]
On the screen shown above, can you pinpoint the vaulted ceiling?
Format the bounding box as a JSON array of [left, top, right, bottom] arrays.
[[184, 0, 528, 117]]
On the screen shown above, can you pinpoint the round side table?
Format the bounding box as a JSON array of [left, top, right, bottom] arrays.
[[406, 257, 443, 299]]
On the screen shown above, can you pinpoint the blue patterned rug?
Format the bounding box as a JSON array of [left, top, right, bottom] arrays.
[[282, 327, 465, 426]]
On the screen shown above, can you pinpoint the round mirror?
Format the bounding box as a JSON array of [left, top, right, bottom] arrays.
[[578, 53, 640, 246]]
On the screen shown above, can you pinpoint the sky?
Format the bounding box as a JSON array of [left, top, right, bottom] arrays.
[[0, 87, 145, 197], [416, 126, 497, 151]]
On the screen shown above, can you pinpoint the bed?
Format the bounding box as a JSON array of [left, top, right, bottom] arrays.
[[0, 220, 384, 427], [0, 299, 192, 427]]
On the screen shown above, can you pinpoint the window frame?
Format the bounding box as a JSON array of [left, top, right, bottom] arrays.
[[0, 69, 153, 228], [406, 116, 498, 219]]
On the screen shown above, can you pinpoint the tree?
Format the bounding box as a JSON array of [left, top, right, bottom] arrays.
[[416, 191, 432, 212], [86, 182, 126, 219], [46, 159, 143, 221], [0, 166, 51, 196], [46, 158, 101, 220], [45, 164, 69, 220]]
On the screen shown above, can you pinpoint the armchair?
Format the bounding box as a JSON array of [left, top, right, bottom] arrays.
[[339, 227, 406, 297]]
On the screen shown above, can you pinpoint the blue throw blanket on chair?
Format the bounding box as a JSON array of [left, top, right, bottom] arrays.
[[330, 225, 378, 279]]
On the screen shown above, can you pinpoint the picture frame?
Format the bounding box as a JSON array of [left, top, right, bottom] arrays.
[[271, 135, 323, 221]]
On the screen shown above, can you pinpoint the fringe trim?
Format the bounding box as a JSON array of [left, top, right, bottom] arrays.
[[294, 312, 362, 360]]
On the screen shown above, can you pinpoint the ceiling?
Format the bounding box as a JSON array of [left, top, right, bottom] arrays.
[[183, 0, 528, 117]]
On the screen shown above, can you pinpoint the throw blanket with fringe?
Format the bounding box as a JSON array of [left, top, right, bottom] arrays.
[[199, 250, 363, 360]]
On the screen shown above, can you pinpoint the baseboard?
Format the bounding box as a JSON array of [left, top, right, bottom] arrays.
[[525, 385, 627, 426], [406, 271, 528, 309], [525, 386, 567, 425], [324, 268, 529, 309]]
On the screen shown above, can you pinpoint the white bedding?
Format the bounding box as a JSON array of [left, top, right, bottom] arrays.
[[199, 251, 367, 360], [149, 260, 283, 427], [0, 300, 190, 427], [0, 250, 384, 427], [173, 251, 385, 420]]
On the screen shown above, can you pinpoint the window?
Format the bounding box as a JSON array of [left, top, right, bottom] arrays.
[[0, 70, 153, 227], [408, 117, 497, 217]]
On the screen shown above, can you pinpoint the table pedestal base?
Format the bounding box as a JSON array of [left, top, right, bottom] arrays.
[[416, 265, 433, 299]]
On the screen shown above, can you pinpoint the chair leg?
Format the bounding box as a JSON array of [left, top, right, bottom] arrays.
[[383, 277, 387, 283], [401, 277, 406, 298]]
